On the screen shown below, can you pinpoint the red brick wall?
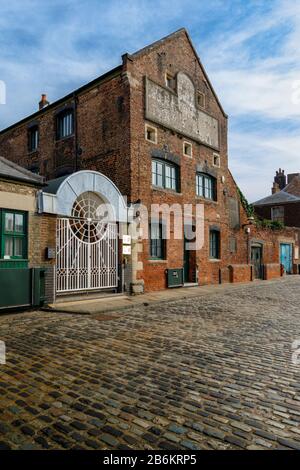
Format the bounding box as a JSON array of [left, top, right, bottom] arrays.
[[125, 31, 252, 291], [0, 72, 132, 198], [264, 264, 281, 280], [228, 265, 252, 283]]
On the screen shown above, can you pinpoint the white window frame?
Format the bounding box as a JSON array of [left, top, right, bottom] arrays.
[[183, 141, 193, 158], [213, 153, 220, 168], [197, 91, 205, 109], [165, 72, 176, 91], [145, 124, 157, 144], [271, 206, 284, 222]]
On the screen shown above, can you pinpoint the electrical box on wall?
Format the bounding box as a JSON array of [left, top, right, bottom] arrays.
[[166, 268, 184, 288], [46, 247, 56, 259]]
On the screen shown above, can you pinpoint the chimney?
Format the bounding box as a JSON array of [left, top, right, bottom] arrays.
[[273, 168, 286, 192], [287, 173, 300, 184], [39, 94, 49, 110], [272, 182, 280, 194]]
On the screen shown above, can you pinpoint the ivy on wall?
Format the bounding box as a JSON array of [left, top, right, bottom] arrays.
[[237, 187, 284, 231], [237, 187, 254, 217]]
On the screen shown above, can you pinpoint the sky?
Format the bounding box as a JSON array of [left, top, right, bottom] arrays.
[[0, 0, 300, 202]]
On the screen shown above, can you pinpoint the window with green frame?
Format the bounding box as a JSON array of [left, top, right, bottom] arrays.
[[0, 210, 28, 260]]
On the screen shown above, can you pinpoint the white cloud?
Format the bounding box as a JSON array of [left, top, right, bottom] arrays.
[[213, 69, 300, 120], [197, 0, 300, 200], [229, 130, 300, 202], [0, 0, 300, 202]]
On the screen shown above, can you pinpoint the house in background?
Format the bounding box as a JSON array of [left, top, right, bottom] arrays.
[[254, 169, 300, 273], [254, 169, 300, 227], [0, 29, 299, 302]]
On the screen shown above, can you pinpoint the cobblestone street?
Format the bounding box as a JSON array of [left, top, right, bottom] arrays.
[[1, 277, 300, 450]]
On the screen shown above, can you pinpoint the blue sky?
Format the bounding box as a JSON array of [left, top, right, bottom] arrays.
[[0, 0, 300, 201]]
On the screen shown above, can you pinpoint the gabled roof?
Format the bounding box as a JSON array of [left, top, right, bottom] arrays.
[[0, 156, 44, 185], [0, 65, 122, 135], [132, 28, 227, 118], [0, 28, 226, 135], [254, 175, 300, 206]]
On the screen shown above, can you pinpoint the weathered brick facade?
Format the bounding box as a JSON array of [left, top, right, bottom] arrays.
[[0, 29, 299, 294]]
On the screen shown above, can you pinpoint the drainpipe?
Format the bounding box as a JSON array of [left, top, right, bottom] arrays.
[[73, 92, 79, 172]]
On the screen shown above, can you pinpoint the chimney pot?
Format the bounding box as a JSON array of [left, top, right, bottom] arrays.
[[273, 168, 286, 191], [39, 94, 50, 110]]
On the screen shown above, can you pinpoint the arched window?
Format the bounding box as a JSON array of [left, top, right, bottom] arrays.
[[196, 173, 217, 201], [152, 159, 179, 192]]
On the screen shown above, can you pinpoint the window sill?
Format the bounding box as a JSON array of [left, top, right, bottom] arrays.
[[0, 259, 29, 269], [148, 259, 168, 263], [195, 196, 217, 204], [0, 258, 29, 262], [55, 134, 74, 143], [152, 186, 182, 196], [209, 258, 221, 262]]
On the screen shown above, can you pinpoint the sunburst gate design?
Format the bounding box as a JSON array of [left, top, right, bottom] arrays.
[[70, 191, 108, 243]]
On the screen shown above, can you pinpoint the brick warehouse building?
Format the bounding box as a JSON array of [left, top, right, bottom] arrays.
[[0, 29, 299, 300]]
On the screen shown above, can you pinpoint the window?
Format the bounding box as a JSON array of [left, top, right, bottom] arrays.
[[210, 229, 220, 259], [196, 173, 216, 200], [152, 159, 179, 191], [271, 206, 284, 223], [165, 72, 176, 92], [197, 92, 205, 108], [183, 141, 192, 157], [28, 126, 39, 152], [56, 110, 74, 140], [150, 222, 165, 259], [0, 210, 27, 260], [213, 153, 220, 167], [145, 124, 157, 144]]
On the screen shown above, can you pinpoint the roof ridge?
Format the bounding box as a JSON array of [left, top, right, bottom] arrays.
[[132, 28, 227, 117], [132, 28, 186, 57]]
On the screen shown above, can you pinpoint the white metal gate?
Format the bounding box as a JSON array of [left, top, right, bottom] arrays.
[[56, 192, 118, 293]]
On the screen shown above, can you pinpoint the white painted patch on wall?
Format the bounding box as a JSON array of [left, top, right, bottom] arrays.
[[145, 73, 219, 149]]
